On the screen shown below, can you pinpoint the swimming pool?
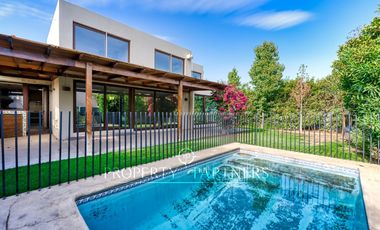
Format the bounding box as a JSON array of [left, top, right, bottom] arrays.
[[77, 151, 368, 229]]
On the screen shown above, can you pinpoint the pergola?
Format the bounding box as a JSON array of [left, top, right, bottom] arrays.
[[0, 34, 225, 140]]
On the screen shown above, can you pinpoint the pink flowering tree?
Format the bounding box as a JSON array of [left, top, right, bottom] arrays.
[[212, 85, 248, 115], [212, 85, 248, 133]]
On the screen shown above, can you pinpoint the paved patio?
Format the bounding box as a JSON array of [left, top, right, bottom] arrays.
[[1, 143, 380, 230]]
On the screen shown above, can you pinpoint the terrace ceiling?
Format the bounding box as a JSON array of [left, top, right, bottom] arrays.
[[0, 34, 225, 92]]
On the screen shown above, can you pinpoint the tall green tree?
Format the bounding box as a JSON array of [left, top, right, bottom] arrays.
[[307, 74, 343, 115], [272, 78, 297, 114], [227, 67, 241, 87], [249, 42, 285, 113], [332, 7, 380, 133]]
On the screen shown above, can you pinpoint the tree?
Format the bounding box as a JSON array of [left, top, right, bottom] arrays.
[[332, 7, 380, 156], [332, 7, 380, 136], [212, 85, 248, 114], [307, 74, 343, 115], [272, 78, 297, 115], [249, 42, 285, 113], [291, 64, 311, 131], [227, 67, 241, 87]]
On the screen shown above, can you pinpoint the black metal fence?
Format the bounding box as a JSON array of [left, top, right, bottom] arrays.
[[0, 111, 235, 197], [0, 111, 379, 198], [235, 112, 380, 163]]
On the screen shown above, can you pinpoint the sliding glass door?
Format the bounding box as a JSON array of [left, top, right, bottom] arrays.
[[106, 86, 129, 128], [75, 82, 105, 129]]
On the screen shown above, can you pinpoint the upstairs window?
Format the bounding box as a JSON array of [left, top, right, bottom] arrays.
[[74, 23, 106, 56], [74, 23, 130, 62], [191, 71, 202, 79], [155, 51, 171, 72], [172, 56, 184, 74], [155, 50, 184, 74], [107, 35, 129, 62]]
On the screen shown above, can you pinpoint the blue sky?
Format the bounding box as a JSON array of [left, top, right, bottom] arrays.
[[0, 0, 378, 83]]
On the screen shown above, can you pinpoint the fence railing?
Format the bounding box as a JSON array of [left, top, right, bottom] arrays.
[[0, 111, 379, 198]]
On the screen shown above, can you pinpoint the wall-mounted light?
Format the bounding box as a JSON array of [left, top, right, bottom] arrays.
[[185, 53, 193, 60]]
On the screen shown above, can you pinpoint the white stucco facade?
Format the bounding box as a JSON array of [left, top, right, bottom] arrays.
[[47, 0, 204, 78], [0, 0, 214, 140]]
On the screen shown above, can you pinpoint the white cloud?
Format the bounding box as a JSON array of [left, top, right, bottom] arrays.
[[239, 10, 313, 30], [0, 1, 52, 22], [138, 0, 265, 13]]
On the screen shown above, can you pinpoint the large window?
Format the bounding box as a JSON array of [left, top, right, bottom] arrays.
[[74, 24, 106, 56], [155, 50, 184, 74], [74, 23, 130, 62], [154, 51, 170, 72], [75, 82, 105, 128], [172, 56, 184, 74], [155, 92, 177, 113], [75, 82, 130, 130], [107, 35, 129, 62], [195, 95, 217, 113], [74, 81, 179, 130], [191, 71, 202, 79]]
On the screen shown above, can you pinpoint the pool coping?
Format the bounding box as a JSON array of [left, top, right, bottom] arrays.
[[1, 143, 380, 230]]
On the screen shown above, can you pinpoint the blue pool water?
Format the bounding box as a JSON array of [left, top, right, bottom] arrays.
[[77, 152, 368, 229]]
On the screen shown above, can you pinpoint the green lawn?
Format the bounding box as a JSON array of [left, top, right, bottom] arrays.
[[0, 134, 234, 197], [0, 127, 370, 198], [237, 128, 368, 162]]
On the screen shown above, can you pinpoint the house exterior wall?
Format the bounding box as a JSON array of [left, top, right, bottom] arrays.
[[47, 0, 205, 79], [0, 0, 213, 139], [51, 77, 74, 139]]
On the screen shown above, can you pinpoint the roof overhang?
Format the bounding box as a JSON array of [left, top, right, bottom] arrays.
[[0, 34, 226, 92]]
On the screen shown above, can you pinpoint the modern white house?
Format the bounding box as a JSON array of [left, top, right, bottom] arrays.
[[47, 0, 205, 79], [0, 0, 223, 140]]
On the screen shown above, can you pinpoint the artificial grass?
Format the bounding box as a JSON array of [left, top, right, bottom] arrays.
[[0, 127, 370, 198], [0, 134, 234, 197], [237, 129, 368, 162]]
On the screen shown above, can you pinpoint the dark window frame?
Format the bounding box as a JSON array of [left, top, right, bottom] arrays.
[[154, 50, 171, 72], [73, 22, 131, 63], [107, 34, 131, 62], [191, 71, 202, 79], [154, 49, 185, 75], [73, 22, 106, 56], [73, 80, 178, 132]]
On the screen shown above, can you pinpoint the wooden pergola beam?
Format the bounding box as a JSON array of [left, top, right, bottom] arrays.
[[0, 47, 181, 84], [182, 81, 220, 91], [0, 36, 226, 91]]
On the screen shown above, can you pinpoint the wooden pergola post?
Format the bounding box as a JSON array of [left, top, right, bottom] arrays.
[[86, 62, 93, 155], [22, 84, 29, 111], [177, 80, 183, 139], [189, 91, 194, 113]]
